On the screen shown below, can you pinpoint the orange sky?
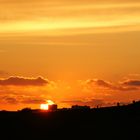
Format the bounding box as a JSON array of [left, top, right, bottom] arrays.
[[0, 0, 140, 110]]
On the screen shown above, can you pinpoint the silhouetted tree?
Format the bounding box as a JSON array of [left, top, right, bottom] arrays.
[[20, 107, 32, 112]]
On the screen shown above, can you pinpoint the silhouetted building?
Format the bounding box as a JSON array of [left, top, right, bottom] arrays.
[[48, 104, 58, 111], [71, 105, 90, 110], [117, 102, 120, 107], [132, 100, 136, 104]]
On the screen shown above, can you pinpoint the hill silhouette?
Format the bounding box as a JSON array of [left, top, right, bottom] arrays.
[[0, 101, 140, 139]]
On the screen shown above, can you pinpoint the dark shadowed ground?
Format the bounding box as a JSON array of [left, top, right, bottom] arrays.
[[0, 102, 140, 140]]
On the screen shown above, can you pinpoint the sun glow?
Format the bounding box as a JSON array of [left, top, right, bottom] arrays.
[[40, 104, 49, 110], [40, 100, 55, 110]]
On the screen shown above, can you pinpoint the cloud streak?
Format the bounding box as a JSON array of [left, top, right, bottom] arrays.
[[0, 95, 46, 105], [63, 99, 105, 107], [0, 0, 139, 34], [0, 70, 9, 76], [121, 80, 140, 87], [0, 76, 48, 86]]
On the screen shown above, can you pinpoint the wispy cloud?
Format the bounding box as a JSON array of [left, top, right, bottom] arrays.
[[0, 0, 139, 34], [0, 70, 9, 76], [62, 99, 105, 107]]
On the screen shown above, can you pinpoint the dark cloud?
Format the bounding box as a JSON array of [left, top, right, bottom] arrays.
[[86, 79, 138, 91], [0, 76, 48, 86], [87, 79, 113, 88], [122, 80, 140, 87]]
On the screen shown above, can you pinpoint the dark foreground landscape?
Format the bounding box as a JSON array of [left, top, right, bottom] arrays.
[[1, 102, 140, 140]]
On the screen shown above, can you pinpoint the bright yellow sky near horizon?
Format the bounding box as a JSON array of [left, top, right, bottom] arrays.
[[0, 0, 140, 110]]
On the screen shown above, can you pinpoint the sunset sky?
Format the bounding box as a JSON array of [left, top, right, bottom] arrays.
[[0, 0, 140, 110]]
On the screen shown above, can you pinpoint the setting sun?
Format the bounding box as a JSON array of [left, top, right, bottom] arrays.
[[40, 100, 55, 110], [40, 104, 49, 110]]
